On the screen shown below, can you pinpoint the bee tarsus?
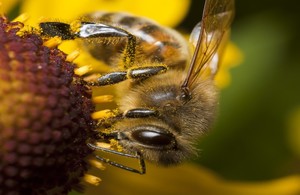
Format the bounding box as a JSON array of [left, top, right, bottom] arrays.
[[123, 108, 158, 118], [87, 142, 146, 174], [40, 21, 137, 67], [95, 65, 167, 86], [39, 22, 76, 40]]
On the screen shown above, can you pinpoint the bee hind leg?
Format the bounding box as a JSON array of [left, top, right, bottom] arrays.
[[123, 108, 158, 118]]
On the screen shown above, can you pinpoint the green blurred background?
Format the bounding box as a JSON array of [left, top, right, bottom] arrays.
[[181, 0, 300, 181]]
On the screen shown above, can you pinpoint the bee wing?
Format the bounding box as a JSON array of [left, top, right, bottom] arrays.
[[182, 0, 235, 89]]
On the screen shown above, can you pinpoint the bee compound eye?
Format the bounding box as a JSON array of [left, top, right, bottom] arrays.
[[131, 129, 174, 148]]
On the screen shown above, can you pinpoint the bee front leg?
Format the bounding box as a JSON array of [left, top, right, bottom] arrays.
[[88, 65, 167, 86], [123, 108, 158, 118], [87, 142, 146, 174], [40, 21, 136, 68], [92, 108, 158, 124]]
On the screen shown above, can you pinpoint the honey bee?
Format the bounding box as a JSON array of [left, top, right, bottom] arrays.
[[40, 0, 235, 174]]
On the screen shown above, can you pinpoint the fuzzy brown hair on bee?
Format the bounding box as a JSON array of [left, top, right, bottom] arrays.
[[39, 0, 235, 174], [114, 69, 218, 165], [78, 11, 190, 70]]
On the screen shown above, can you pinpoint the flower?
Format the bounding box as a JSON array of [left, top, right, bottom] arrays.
[[0, 16, 96, 194]]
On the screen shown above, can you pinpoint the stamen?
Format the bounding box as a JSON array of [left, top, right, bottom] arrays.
[[43, 37, 62, 48], [93, 95, 114, 103], [89, 159, 106, 170], [92, 109, 116, 120], [95, 142, 111, 149], [66, 49, 80, 62], [12, 13, 30, 23], [74, 65, 92, 76], [83, 174, 101, 186]]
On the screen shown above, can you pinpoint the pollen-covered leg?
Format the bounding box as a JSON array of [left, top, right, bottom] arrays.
[[89, 65, 167, 86], [91, 107, 157, 126], [39, 22, 76, 40], [124, 108, 158, 118], [87, 142, 146, 174], [39, 21, 137, 68]]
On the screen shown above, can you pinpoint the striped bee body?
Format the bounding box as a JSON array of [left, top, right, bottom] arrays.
[[81, 12, 190, 69]]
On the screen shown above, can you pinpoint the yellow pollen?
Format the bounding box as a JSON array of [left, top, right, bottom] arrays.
[[66, 49, 80, 62], [70, 20, 82, 33], [43, 37, 62, 48], [89, 159, 106, 170], [74, 65, 92, 76], [83, 174, 101, 186], [93, 95, 114, 103], [95, 142, 111, 149], [12, 13, 30, 23], [92, 109, 116, 120]]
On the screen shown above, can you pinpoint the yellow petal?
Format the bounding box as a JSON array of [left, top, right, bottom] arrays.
[[0, 0, 20, 14], [58, 41, 110, 73], [85, 162, 300, 195], [21, 0, 190, 27], [215, 42, 244, 88]]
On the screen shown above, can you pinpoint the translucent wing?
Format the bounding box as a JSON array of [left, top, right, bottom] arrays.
[[181, 0, 235, 89]]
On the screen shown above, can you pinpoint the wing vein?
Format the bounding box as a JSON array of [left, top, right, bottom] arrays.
[[181, 0, 235, 90]]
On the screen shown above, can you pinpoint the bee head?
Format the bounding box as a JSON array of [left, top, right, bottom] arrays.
[[113, 70, 217, 165]]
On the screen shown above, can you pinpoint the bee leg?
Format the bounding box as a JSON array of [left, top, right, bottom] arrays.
[[124, 108, 158, 118], [95, 154, 146, 174], [78, 22, 136, 69], [92, 109, 156, 133], [89, 65, 167, 86], [87, 142, 146, 174], [40, 21, 136, 68], [39, 22, 76, 40]]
